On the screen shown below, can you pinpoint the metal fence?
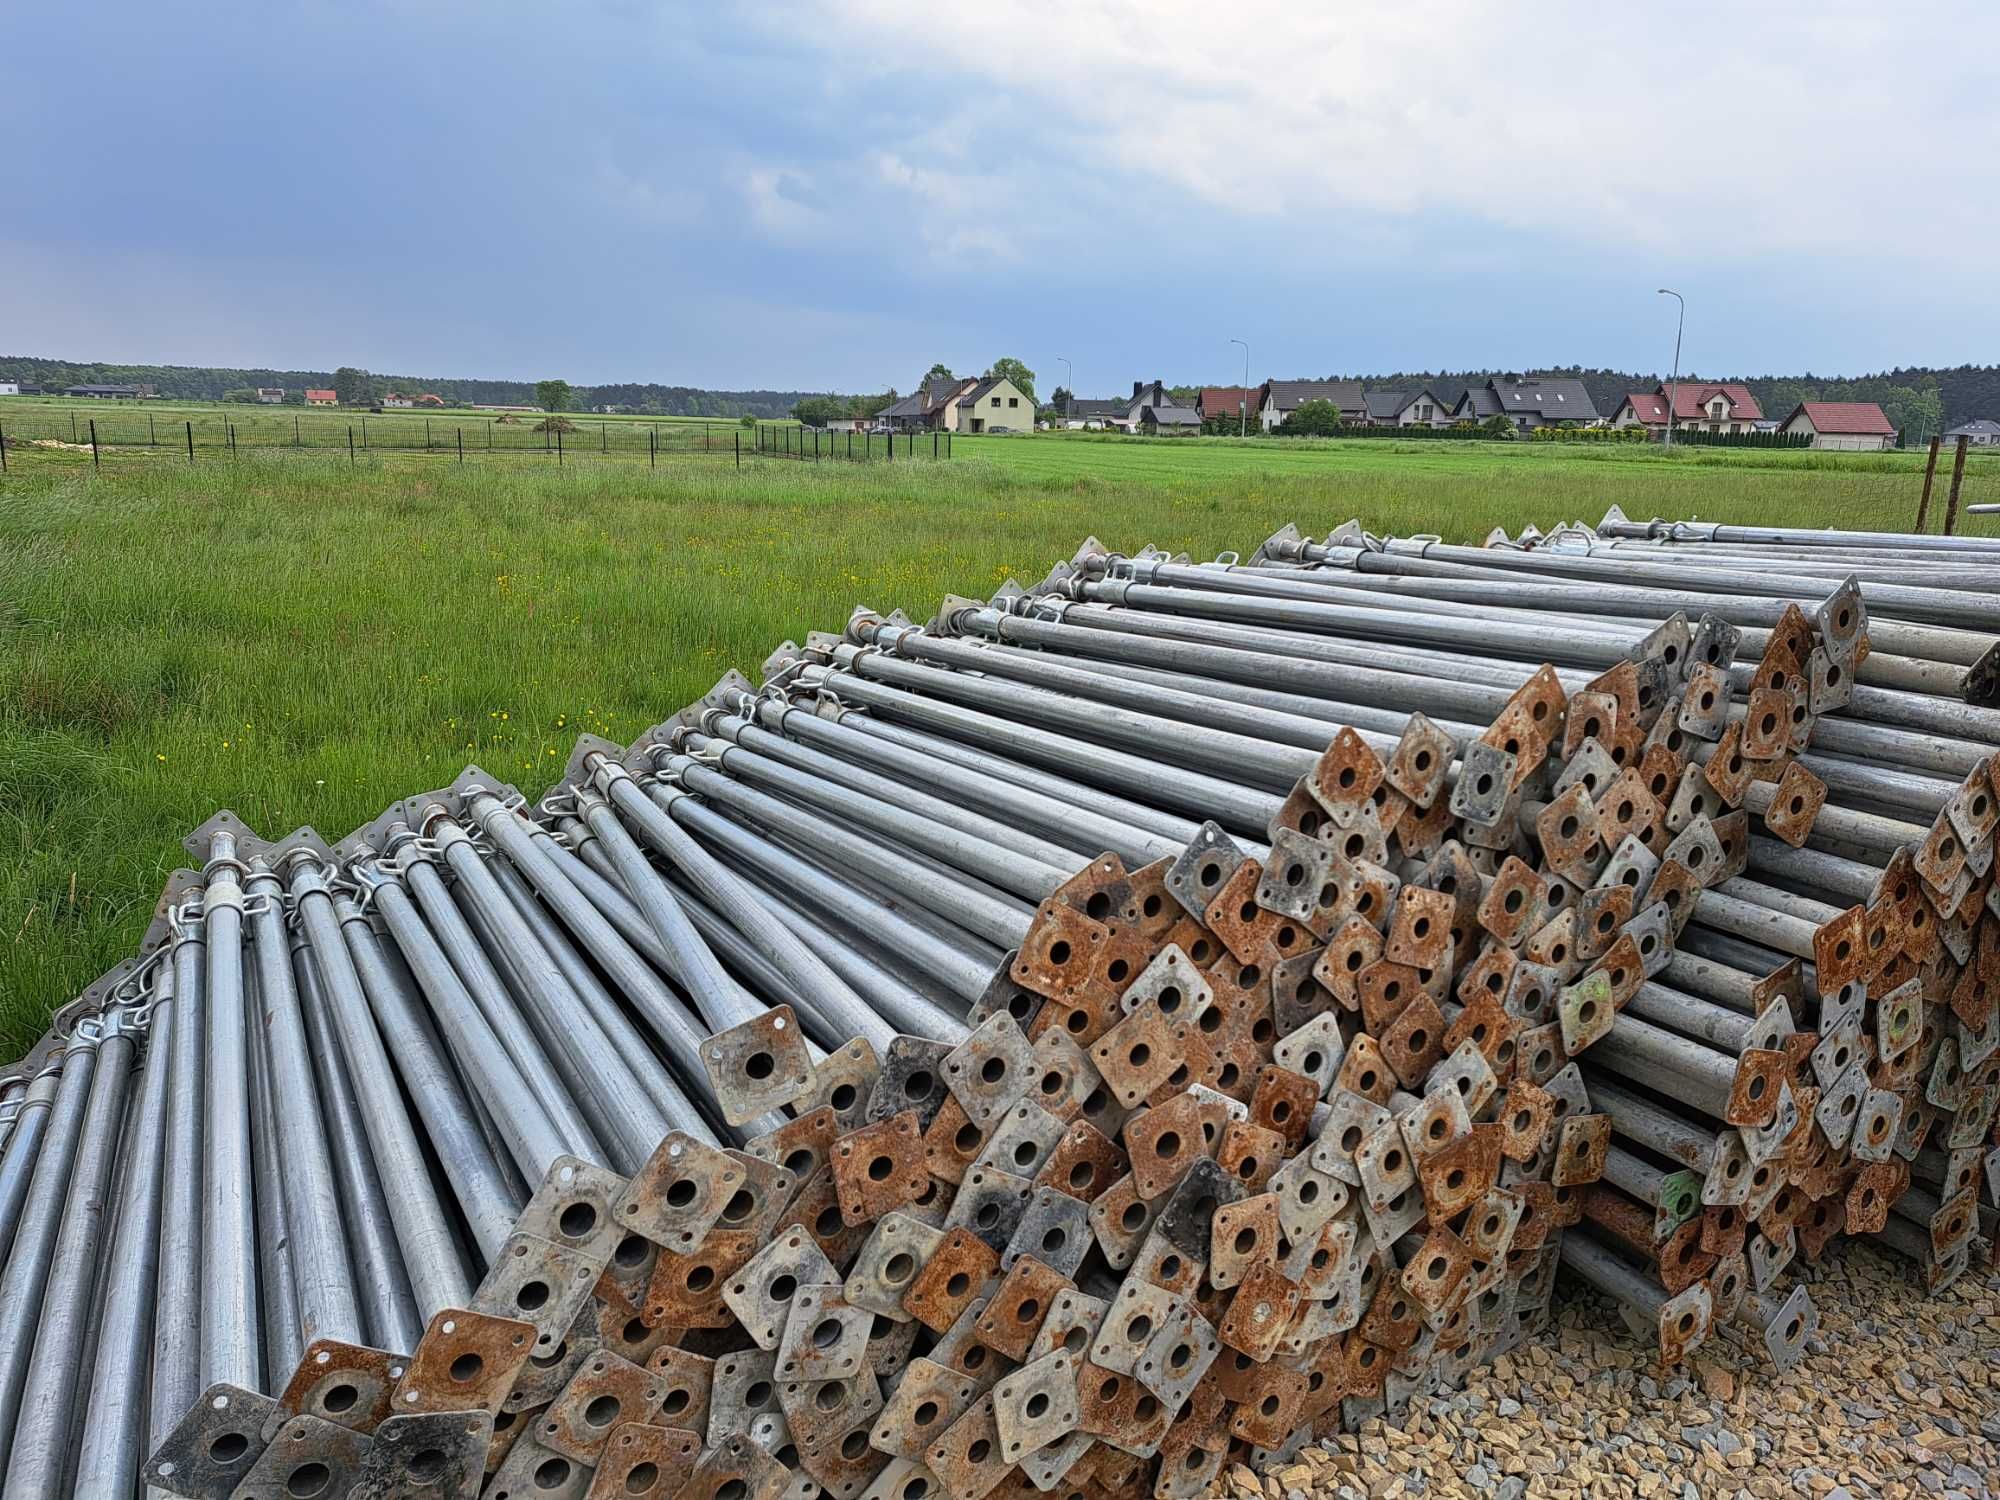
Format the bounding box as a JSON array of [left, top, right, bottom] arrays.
[[753, 423, 954, 462], [0, 404, 769, 473]]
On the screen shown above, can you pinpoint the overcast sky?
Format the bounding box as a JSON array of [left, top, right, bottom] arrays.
[[5, 2, 1993, 393]]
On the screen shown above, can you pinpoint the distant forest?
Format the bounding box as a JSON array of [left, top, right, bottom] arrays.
[[8, 356, 2000, 439], [0, 357, 818, 419]]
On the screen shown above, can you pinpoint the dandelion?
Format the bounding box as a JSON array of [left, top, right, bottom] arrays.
[[155, 753, 166, 762]]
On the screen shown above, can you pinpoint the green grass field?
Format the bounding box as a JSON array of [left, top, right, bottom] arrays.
[[3, 433, 1996, 1053], [0, 395, 776, 460]]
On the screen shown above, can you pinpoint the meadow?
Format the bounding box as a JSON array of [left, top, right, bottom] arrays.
[[0, 396, 769, 460], [3, 430, 1996, 1051]]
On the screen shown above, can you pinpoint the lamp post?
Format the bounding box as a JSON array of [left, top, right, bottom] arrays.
[[1057, 357, 1072, 430], [1229, 338, 1249, 437], [1657, 289, 1684, 450]]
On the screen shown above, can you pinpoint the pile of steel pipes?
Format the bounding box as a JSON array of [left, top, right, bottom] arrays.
[[0, 511, 1995, 1500]]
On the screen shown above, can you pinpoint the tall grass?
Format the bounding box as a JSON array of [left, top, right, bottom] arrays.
[[1, 442, 1991, 1053]]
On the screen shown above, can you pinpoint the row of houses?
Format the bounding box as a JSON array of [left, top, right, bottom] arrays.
[[1057, 375, 1604, 436], [1056, 374, 1911, 451]]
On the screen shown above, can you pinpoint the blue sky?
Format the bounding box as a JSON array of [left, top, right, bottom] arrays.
[[4, 2, 1994, 394]]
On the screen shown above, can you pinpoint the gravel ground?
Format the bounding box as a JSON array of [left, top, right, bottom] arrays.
[[1222, 1241, 1999, 1500]]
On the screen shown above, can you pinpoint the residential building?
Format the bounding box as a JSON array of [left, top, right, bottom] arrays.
[[1453, 375, 1599, 430], [1197, 386, 1258, 431], [256, 387, 285, 404], [305, 389, 338, 406], [1364, 388, 1450, 427], [1610, 382, 1763, 435], [1139, 403, 1201, 436], [64, 383, 145, 400], [1778, 401, 1897, 451], [1608, 392, 1670, 431], [380, 393, 415, 408], [0, 381, 18, 397], [879, 373, 979, 432], [1260, 380, 1366, 431], [1943, 419, 2000, 447], [956, 375, 1032, 433], [1061, 398, 1124, 430]]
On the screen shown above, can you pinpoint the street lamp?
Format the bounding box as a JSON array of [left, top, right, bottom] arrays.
[[1657, 289, 1684, 450], [1229, 338, 1249, 437], [1057, 356, 1072, 429]]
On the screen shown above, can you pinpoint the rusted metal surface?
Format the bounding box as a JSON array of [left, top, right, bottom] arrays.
[[112, 516, 1998, 1500]]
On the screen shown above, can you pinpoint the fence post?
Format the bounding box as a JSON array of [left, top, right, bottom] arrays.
[[425, 418, 432, 451], [149, 414, 157, 446], [71, 410, 78, 442], [557, 427, 564, 466], [947, 432, 952, 459], [1943, 435, 1970, 535], [1, 421, 7, 473], [457, 427, 464, 463], [650, 428, 657, 469], [349, 426, 355, 464], [90, 418, 99, 470], [1915, 436, 1942, 531], [229, 422, 237, 458], [362, 417, 369, 449], [934, 431, 938, 460], [187, 421, 195, 462], [295, 413, 301, 446], [601, 422, 607, 454], [735, 432, 740, 469]]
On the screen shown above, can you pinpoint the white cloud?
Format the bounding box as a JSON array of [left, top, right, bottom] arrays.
[[742, 166, 824, 242], [591, 160, 702, 228], [769, 1, 2000, 272]]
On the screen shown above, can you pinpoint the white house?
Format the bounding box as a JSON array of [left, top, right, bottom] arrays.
[[1454, 376, 1600, 430], [0, 381, 18, 397], [1777, 401, 1897, 452], [1363, 388, 1450, 427], [1261, 380, 1366, 431], [1943, 419, 2000, 447], [1610, 383, 1764, 436]]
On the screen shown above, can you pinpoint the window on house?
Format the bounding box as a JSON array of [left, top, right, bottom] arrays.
[[991, 396, 1001, 406], [1008, 397, 1018, 407]]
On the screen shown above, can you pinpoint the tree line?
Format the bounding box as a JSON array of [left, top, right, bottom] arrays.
[[0, 357, 820, 419]]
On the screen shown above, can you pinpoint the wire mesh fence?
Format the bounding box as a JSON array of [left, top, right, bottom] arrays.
[[751, 423, 954, 462], [0, 403, 961, 474]]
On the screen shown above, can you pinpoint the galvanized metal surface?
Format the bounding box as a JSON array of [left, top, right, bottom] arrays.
[[0, 511, 1994, 1495]]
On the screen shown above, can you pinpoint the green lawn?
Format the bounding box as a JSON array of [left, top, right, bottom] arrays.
[[0, 396, 778, 459], [3, 436, 1995, 1054]]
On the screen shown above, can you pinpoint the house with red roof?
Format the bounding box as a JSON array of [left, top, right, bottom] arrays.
[[1778, 401, 1897, 451], [1610, 382, 1763, 436], [1196, 386, 1258, 431], [304, 389, 337, 406]]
